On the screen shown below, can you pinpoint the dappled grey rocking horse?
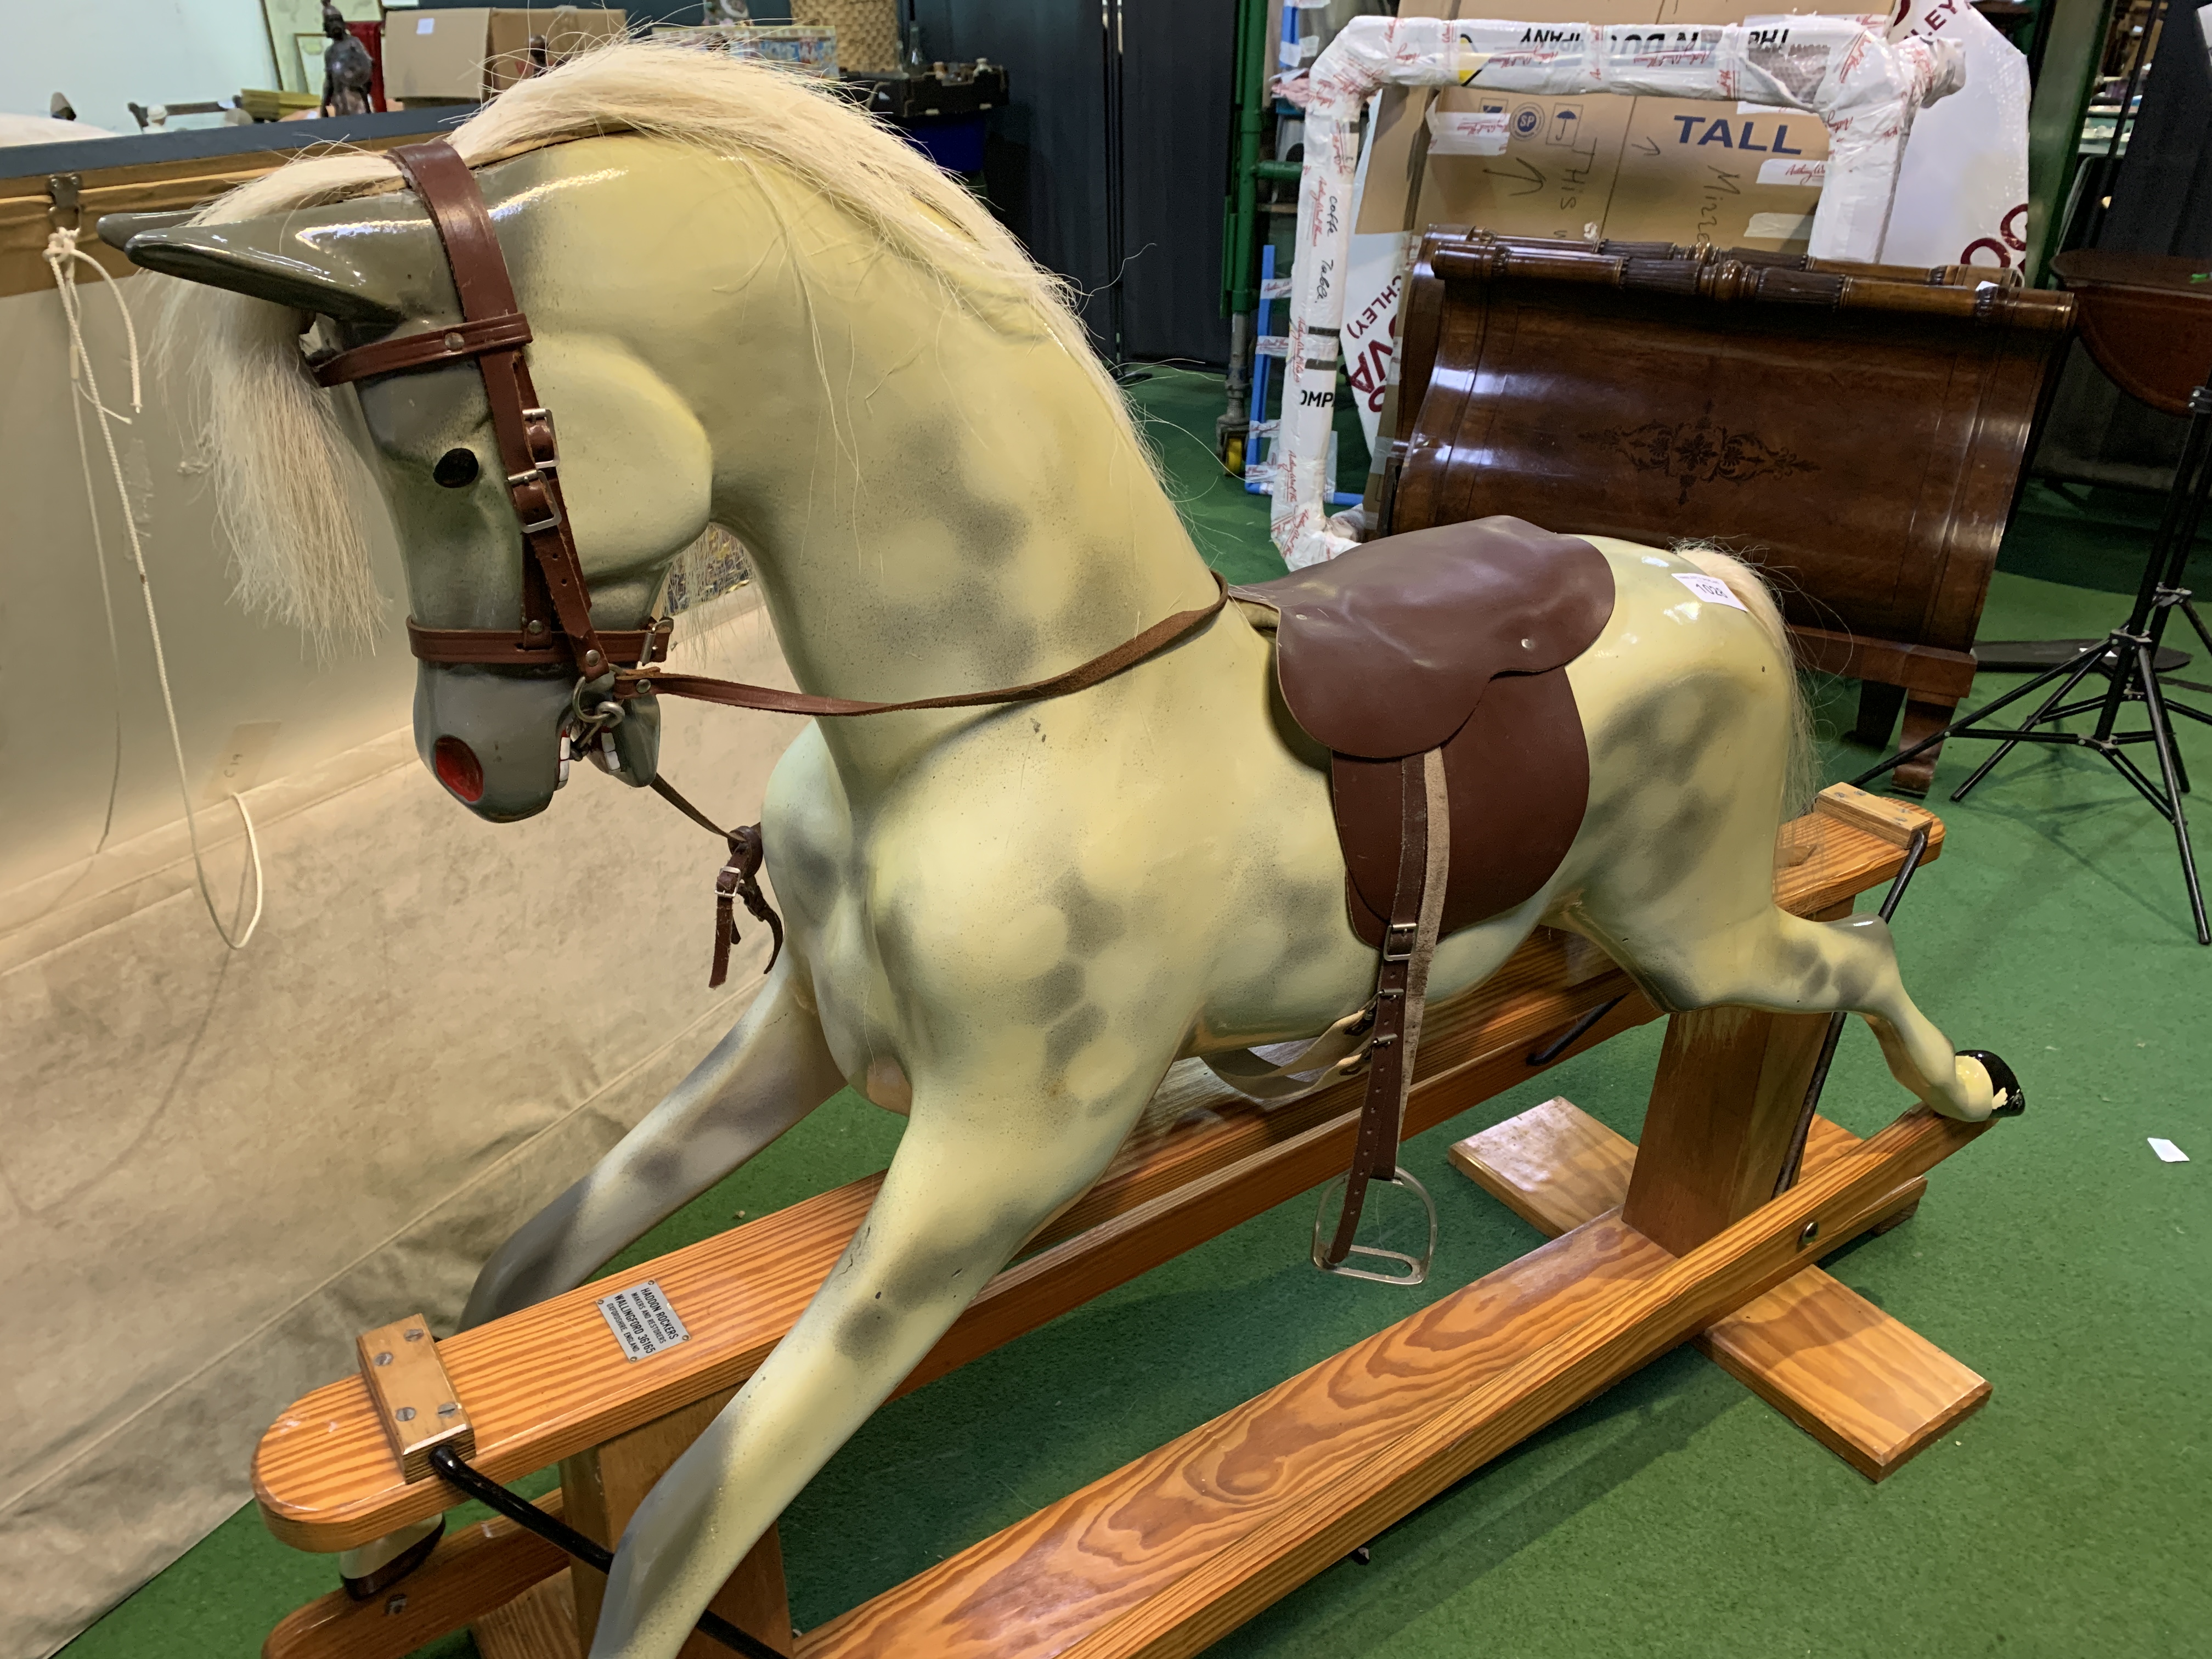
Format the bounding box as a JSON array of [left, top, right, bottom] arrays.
[[120, 44, 2017, 1659]]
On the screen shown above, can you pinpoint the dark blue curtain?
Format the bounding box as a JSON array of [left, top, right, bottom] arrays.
[[916, 0, 1233, 364]]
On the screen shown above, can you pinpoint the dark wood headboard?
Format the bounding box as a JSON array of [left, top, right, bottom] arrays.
[[1381, 230, 2075, 792]]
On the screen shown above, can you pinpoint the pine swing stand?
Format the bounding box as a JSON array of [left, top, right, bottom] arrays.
[[255, 785, 2005, 1659]]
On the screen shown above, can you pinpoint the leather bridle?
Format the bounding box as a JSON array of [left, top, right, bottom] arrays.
[[316, 140, 669, 678], [315, 138, 1227, 983]]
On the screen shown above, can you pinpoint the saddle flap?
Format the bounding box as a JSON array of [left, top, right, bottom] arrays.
[[1231, 517, 1615, 759]]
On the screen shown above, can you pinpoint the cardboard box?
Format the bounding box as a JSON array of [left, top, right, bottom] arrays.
[[382, 6, 627, 105], [1358, 0, 1842, 252], [484, 7, 629, 95], [1414, 84, 1644, 242], [382, 7, 493, 103], [1603, 97, 1830, 248]]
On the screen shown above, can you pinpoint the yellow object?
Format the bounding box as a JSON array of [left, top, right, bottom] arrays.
[[237, 88, 320, 121]]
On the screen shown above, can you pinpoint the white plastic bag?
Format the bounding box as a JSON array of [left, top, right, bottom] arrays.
[[1881, 0, 2029, 269]]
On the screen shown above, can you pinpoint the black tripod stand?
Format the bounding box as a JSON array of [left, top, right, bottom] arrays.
[[1854, 379, 2212, 944]]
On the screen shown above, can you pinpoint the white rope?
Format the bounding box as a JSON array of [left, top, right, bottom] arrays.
[[62, 280, 130, 856], [47, 225, 264, 950]]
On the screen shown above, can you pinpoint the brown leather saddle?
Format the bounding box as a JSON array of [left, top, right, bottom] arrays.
[[1231, 516, 1616, 1279]]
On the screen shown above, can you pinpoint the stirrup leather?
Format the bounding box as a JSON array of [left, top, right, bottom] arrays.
[[1312, 747, 1451, 1285]]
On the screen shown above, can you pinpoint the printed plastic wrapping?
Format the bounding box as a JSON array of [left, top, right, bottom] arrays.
[[1271, 14, 1965, 569], [1881, 0, 2030, 269]]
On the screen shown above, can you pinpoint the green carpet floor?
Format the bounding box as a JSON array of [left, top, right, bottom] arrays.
[[65, 368, 2209, 1659]]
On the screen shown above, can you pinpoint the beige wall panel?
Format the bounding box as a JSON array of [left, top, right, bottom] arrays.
[[0, 275, 418, 900], [1, 261, 806, 1656], [1, 644, 802, 1659]]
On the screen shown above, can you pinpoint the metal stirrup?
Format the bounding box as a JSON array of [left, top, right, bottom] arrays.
[[1311, 1166, 1438, 1285]]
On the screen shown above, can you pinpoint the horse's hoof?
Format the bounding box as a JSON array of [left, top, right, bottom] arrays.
[[341, 1516, 444, 1601], [1961, 1049, 2024, 1118]]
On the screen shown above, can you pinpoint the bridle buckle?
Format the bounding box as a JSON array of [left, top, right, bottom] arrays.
[[520, 406, 558, 475], [506, 467, 562, 534]]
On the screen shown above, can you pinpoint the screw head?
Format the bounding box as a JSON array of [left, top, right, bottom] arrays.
[[443, 331, 465, 351], [374, 1351, 393, 1366], [526, 619, 546, 636], [403, 1328, 425, 1341], [1798, 1219, 1821, 1248], [395, 1406, 416, 1422], [583, 648, 603, 668], [437, 1401, 459, 1417], [385, 1594, 408, 1616]]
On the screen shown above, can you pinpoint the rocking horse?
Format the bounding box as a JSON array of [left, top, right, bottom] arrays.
[[118, 43, 2018, 1659]]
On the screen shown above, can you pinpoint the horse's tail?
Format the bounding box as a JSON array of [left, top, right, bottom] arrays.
[[1676, 545, 1813, 816]]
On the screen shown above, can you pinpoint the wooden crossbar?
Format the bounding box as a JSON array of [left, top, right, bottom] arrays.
[[254, 957, 1647, 1551], [1454, 1098, 1990, 1479]]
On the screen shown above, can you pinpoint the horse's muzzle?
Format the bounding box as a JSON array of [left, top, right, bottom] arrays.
[[414, 664, 661, 821]]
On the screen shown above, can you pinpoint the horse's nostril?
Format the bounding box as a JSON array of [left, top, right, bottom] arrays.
[[432, 736, 485, 803]]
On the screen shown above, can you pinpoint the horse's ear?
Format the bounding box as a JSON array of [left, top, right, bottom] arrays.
[[94, 209, 195, 249], [119, 208, 419, 328]]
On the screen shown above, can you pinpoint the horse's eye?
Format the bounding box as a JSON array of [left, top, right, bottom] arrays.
[[433, 448, 480, 488]]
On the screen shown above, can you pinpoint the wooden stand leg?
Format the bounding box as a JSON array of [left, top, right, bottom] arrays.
[[473, 1572, 582, 1659], [1889, 696, 1959, 798], [267, 1503, 572, 1659], [1621, 1006, 1830, 1255], [561, 1391, 794, 1659]]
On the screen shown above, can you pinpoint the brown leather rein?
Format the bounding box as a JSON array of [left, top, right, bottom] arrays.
[[317, 138, 1228, 985]]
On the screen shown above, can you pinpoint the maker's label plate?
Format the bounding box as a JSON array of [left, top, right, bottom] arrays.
[[597, 1280, 691, 1361]]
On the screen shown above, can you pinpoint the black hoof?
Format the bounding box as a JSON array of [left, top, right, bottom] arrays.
[[341, 1516, 445, 1602], [1961, 1049, 2024, 1118]]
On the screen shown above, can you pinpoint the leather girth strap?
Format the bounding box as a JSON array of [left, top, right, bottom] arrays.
[[1324, 749, 1449, 1270], [316, 139, 618, 678]]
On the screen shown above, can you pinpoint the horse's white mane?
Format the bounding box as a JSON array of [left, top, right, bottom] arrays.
[[169, 41, 1136, 648]]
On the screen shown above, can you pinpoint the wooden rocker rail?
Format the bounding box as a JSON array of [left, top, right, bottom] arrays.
[[800, 1107, 1987, 1659], [260, 786, 1944, 1658]]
